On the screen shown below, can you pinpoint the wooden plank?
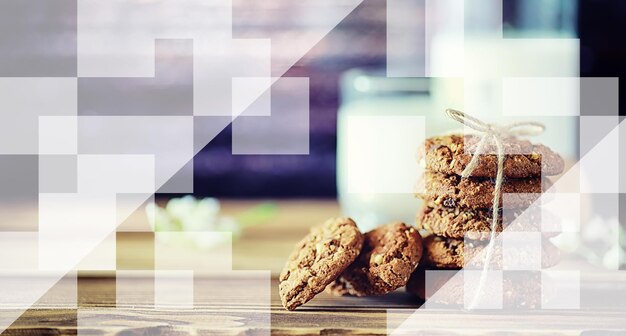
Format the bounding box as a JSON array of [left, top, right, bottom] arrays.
[[3, 200, 626, 334], [5, 275, 626, 335]]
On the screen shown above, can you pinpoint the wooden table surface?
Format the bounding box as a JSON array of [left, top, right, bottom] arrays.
[[3, 200, 626, 335]]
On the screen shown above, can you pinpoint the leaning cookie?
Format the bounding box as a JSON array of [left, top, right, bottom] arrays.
[[419, 134, 564, 178], [278, 217, 364, 310], [422, 234, 561, 270], [416, 172, 551, 209], [416, 206, 562, 241], [327, 222, 422, 296], [406, 265, 543, 309]]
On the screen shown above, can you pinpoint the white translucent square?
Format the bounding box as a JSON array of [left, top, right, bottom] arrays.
[[425, 0, 465, 77], [499, 39, 580, 77], [541, 270, 580, 309], [0, 270, 74, 309], [39, 193, 116, 271], [155, 232, 232, 273], [502, 232, 542, 270], [0, 78, 77, 155], [512, 185, 555, 208], [154, 270, 194, 309], [232, 77, 271, 118], [463, 237, 502, 270], [386, 0, 427, 77], [39, 116, 78, 155], [77, 154, 155, 193], [541, 193, 580, 233], [0, 233, 38, 269], [193, 39, 270, 117], [423, 269, 463, 309], [232, 77, 309, 155], [77, 232, 116, 271], [502, 77, 580, 117], [620, 119, 626, 193], [37, 271, 78, 309], [502, 205, 547, 233], [77, 116, 193, 193], [463, 270, 503, 309], [116, 270, 154, 306], [579, 118, 619, 193], [116, 193, 154, 232], [39, 155, 77, 193], [344, 115, 425, 194]]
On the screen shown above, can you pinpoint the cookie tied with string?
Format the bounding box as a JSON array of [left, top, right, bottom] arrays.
[[418, 134, 564, 178]]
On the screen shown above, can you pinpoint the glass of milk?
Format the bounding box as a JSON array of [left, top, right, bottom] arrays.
[[336, 68, 437, 232]]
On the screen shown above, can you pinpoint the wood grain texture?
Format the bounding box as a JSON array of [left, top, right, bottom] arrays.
[[2, 200, 626, 335]]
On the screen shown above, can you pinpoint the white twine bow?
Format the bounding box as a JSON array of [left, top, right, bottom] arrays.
[[445, 108, 545, 309]]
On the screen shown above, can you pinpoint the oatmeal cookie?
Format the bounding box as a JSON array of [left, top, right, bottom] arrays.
[[279, 217, 364, 310], [416, 206, 561, 241], [415, 172, 551, 209], [421, 234, 561, 269], [327, 222, 422, 296], [418, 134, 564, 178]]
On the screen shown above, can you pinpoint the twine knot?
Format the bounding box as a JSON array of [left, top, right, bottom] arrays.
[[444, 108, 545, 309]]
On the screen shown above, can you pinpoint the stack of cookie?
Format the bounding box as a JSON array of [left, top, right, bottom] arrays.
[[278, 217, 423, 310], [409, 134, 564, 307]]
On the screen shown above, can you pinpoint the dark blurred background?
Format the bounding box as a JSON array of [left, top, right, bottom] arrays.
[[0, 0, 623, 199], [194, 0, 625, 198]]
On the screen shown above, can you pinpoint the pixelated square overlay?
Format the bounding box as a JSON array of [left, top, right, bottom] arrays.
[[580, 78, 619, 117], [77, 154, 155, 194], [78, 232, 116, 271], [462, 236, 503, 271], [618, 117, 626, 194], [78, 39, 194, 117], [386, 0, 428, 78], [423, 269, 464, 310], [0, 0, 76, 77], [79, 271, 272, 333], [39, 116, 77, 155], [463, 270, 503, 309], [193, 39, 271, 117], [77, 116, 193, 194], [0, 232, 38, 269], [502, 78, 580, 117], [502, 270, 542, 310], [116, 193, 155, 232], [232, 77, 309, 155], [343, 115, 425, 194], [502, 232, 542, 271], [154, 270, 194, 309], [578, 116, 620, 194], [38, 193, 116, 271], [501, 204, 562, 234], [541, 270, 580, 309], [39, 155, 77, 194], [0, 271, 76, 309], [539, 193, 581, 233], [0, 78, 77, 155]]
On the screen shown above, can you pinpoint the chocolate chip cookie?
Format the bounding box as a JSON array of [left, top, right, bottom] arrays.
[[406, 266, 542, 309], [419, 134, 564, 178], [416, 172, 551, 209], [327, 222, 422, 296], [279, 217, 364, 310], [416, 206, 562, 241], [422, 234, 561, 269]]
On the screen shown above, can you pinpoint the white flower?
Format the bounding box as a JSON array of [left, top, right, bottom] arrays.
[[146, 196, 242, 249]]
